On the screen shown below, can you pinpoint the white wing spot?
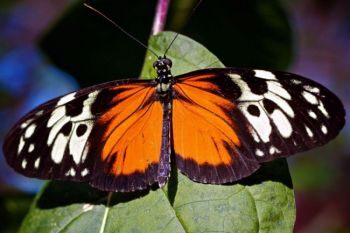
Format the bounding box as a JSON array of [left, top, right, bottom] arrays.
[[305, 126, 313, 137], [229, 74, 241, 79], [57, 92, 76, 106], [267, 81, 291, 100], [321, 125, 328, 134], [308, 110, 317, 119], [65, 168, 76, 177], [35, 110, 44, 116], [81, 168, 89, 177], [251, 130, 260, 143], [47, 106, 66, 129], [22, 159, 27, 169], [70, 122, 93, 164], [256, 149, 264, 157], [20, 119, 33, 129], [291, 79, 302, 85], [239, 103, 272, 143], [270, 109, 293, 138], [254, 70, 277, 80], [18, 136, 25, 155], [302, 91, 318, 105], [81, 146, 89, 163], [264, 92, 294, 117], [318, 101, 329, 118], [68, 91, 99, 164], [24, 124, 36, 138], [34, 157, 40, 169], [304, 85, 320, 94], [51, 134, 69, 164], [269, 146, 281, 154], [48, 116, 70, 146], [28, 143, 35, 153]]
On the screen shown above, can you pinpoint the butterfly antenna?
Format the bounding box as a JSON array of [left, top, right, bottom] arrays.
[[84, 3, 159, 58], [163, 0, 203, 56]]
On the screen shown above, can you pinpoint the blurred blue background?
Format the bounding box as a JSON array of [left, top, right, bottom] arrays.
[[0, 0, 349, 232]]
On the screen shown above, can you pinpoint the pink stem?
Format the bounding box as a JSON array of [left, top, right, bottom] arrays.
[[151, 0, 171, 35]]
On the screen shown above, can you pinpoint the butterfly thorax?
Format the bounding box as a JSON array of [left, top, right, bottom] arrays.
[[154, 56, 173, 95]]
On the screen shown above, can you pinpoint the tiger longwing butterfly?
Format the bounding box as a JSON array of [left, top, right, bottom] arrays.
[[2, 1, 345, 192], [3, 45, 345, 192]]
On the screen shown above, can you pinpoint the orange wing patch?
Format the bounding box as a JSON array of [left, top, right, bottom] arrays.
[[173, 78, 240, 167], [98, 84, 162, 176], [173, 73, 260, 183]]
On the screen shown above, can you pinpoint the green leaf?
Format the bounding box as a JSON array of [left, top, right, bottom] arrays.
[[20, 32, 295, 233], [140, 31, 224, 79]]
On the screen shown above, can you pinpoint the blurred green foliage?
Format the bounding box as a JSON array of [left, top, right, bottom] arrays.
[[0, 191, 34, 233]]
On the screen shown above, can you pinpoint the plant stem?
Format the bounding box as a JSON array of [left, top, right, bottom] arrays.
[[151, 0, 171, 35]]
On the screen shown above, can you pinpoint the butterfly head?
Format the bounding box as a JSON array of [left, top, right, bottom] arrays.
[[153, 56, 172, 73], [154, 56, 173, 94]]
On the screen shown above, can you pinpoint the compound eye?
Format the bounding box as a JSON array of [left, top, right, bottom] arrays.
[[153, 61, 158, 68], [165, 59, 172, 67]]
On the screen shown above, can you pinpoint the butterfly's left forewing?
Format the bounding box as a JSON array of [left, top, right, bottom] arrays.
[[3, 79, 165, 192], [173, 68, 345, 183]]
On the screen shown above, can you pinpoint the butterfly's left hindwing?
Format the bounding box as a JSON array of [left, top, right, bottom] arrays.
[[173, 68, 345, 183], [3, 79, 167, 192]]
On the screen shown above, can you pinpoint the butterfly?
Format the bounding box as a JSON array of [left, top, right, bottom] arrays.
[[2, 48, 345, 192]]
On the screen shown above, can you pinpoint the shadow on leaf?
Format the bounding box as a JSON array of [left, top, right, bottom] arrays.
[[36, 181, 151, 209], [236, 159, 293, 189], [36, 158, 292, 209]]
